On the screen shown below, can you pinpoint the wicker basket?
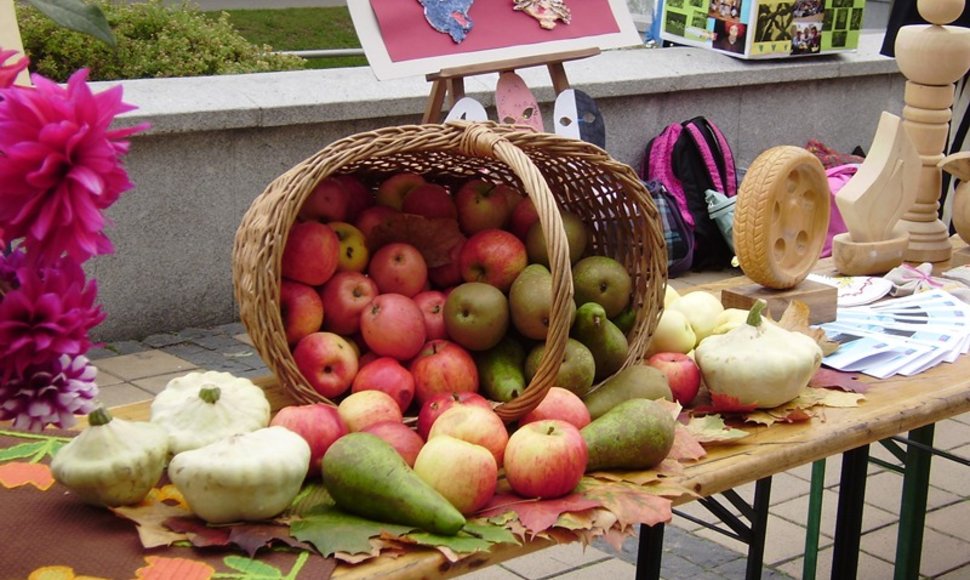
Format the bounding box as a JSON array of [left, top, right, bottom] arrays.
[[232, 122, 667, 421]]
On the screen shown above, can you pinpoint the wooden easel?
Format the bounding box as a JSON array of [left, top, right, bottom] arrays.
[[421, 47, 600, 123]]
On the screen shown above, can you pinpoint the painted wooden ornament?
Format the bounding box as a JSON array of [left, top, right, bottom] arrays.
[[496, 71, 544, 132], [553, 89, 605, 148], [419, 0, 474, 43], [444, 96, 489, 122], [513, 0, 571, 29]]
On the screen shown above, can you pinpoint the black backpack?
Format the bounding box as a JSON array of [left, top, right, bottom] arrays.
[[640, 116, 739, 271]]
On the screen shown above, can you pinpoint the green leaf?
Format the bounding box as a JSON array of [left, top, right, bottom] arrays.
[[0, 439, 64, 463], [221, 555, 283, 578], [404, 521, 520, 555], [290, 507, 415, 557], [685, 414, 750, 443], [285, 482, 334, 517], [458, 521, 520, 546], [24, 0, 116, 46]]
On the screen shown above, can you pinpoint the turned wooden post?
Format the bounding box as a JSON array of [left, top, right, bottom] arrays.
[[894, 0, 970, 262]]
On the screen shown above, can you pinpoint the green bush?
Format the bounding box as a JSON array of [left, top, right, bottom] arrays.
[[17, 0, 305, 81]]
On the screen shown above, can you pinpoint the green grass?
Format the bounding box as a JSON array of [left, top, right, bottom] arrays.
[[203, 6, 368, 69]]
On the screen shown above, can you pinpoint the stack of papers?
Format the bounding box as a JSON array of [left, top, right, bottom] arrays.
[[819, 289, 970, 379]]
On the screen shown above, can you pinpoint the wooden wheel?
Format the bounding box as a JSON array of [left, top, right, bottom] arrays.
[[734, 146, 830, 289]]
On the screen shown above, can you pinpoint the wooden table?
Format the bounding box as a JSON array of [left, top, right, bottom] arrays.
[[101, 251, 970, 579]]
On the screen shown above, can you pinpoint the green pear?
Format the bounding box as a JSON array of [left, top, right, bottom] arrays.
[[525, 211, 589, 266], [582, 364, 672, 419], [322, 432, 466, 535], [477, 335, 528, 402], [581, 398, 676, 471], [572, 256, 632, 318], [611, 305, 637, 336], [525, 338, 596, 398], [572, 302, 628, 381], [509, 264, 576, 340]]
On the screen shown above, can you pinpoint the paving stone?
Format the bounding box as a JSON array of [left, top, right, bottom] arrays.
[[190, 333, 252, 352], [234, 333, 255, 347], [132, 371, 197, 395], [776, 545, 896, 580], [212, 322, 247, 336], [160, 343, 212, 363], [861, 524, 970, 577], [709, 556, 795, 579], [141, 333, 188, 348], [85, 346, 119, 360], [94, 350, 197, 380], [925, 500, 970, 542], [665, 525, 746, 569], [552, 557, 637, 579], [862, 471, 962, 515], [95, 369, 125, 388], [500, 542, 612, 579], [176, 327, 221, 340], [769, 488, 896, 538], [462, 565, 524, 579], [931, 418, 970, 451], [95, 383, 154, 408], [939, 563, 970, 578], [102, 340, 148, 356]]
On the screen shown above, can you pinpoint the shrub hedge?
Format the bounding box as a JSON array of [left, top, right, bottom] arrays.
[[17, 0, 305, 82]]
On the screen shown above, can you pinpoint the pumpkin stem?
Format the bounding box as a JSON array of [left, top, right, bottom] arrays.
[[88, 407, 113, 427], [746, 300, 767, 326], [199, 386, 222, 404]]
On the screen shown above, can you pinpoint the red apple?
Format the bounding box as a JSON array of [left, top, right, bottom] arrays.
[[293, 332, 359, 399], [401, 183, 457, 220], [458, 229, 527, 292], [354, 205, 400, 246], [519, 386, 591, 429], [361, 420, 425, 467], [319, 271, 378, 336], [338, 390, 404, 432], [279, 279, 324, 347], [368, 242, 428, 297], [270, 403, 347, 476], [428, 405, 508, 466], [509, 198, 539, 240], [298, 177, 349, 223], [646, 352, 702, 405], [504, 419, 587, 499], [412, 290, 448, 340], [376, 172, 425, 209], [414, 435, 497, 514], [332, 174, 372, 222], [360, 293, 427, 360], [409, 339, 479, 406], [416, 392, 492, 440], [428, 236, 466, 289], [351, 356, 415, 412], [281, 221, 341, 286], [454, 179, 513, 235], [358, 351, 379, 368]]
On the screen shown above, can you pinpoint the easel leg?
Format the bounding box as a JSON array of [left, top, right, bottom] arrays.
[[423, 79, 448, 124]]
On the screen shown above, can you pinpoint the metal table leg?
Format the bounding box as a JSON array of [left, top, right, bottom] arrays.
[[893, 423, 936, 580], [803, 458, 827, 580], [832, 444, 870, 579], [636, 522, 664, 580]]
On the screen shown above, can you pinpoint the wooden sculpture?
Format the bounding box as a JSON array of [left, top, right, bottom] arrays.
[[723, 146, 837, 323], [893, 0, 970, 262], [941, 151, 970, 244], [831, 111, 920, 275]]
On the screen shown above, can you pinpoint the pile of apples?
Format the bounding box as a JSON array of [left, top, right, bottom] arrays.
[[269, 169, 638, 510]]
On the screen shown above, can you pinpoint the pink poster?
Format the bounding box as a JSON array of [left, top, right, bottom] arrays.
[[370, 0, 622, 63]]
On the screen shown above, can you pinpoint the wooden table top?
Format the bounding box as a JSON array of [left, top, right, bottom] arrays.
[[100, 247, 970, 578]]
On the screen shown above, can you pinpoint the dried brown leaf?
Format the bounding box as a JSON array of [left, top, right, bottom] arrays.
[[777, 300, 840, 355]]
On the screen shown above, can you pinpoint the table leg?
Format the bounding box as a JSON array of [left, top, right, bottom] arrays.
[[802, 459, 827, 580], [636, 522, 664, 580], [832, 444, 870, 579], [893, 423, 936, 580], [745, 477, 772, 580]]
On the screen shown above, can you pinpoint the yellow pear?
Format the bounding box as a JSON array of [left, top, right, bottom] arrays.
[[646, 309, 696, 356], [667, 291, 724, 344]]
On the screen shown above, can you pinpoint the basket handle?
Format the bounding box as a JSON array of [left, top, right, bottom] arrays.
[[451, 121, 575, 421]]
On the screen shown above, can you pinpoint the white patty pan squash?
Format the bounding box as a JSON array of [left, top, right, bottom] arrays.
[[51, 407, 169, 507], [694, 301, 823, 409], [168, 426, 311, 524], [150, 370, 270, 454]]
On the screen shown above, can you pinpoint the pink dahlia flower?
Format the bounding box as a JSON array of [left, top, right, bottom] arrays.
[[0, 68, 147, 263], [0, 257, 104, 380], [0, 354, 99, 431], [0, 49, 28, 89]]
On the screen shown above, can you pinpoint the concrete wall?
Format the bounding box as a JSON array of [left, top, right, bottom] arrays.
[[88, 33, 904, 341]]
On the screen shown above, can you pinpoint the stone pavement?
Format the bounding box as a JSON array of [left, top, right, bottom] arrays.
[[87, 307, 970, 578]]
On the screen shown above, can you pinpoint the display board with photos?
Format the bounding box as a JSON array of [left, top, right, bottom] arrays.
[[660, 0, 865, 59]]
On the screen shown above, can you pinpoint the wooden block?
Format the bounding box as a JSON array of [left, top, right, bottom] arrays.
[[720, 279, 837, 324]]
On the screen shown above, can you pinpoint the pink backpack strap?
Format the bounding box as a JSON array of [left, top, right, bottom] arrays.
[[684, 121, 738, 198], [646, 124, 695, 228]]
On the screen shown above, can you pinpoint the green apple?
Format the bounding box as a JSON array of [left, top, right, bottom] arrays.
[[571, 255, 632, 319], [443, 282, 510, 351], [509, 263, 576, 340], [645, 309, 696, 356], [666, 291, 724, 344]]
